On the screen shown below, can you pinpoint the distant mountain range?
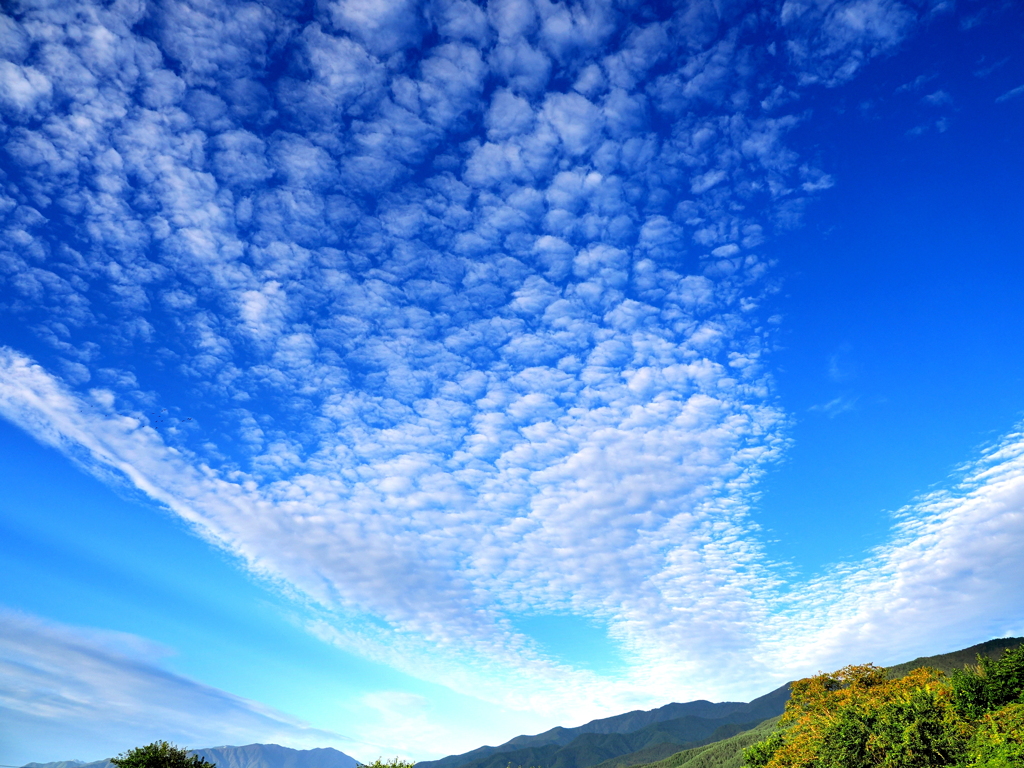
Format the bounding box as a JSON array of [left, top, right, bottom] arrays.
[[23, 637, 1024, 768], [414, 685, 789, 768], [419, 636, 1024, 768], [618, 637, 1024, 768], [20, 743, 358, 768]]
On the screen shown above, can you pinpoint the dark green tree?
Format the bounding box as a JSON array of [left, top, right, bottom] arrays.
[[110, 741, 213, 768], [952, 646, 1024, 718], [742, 731, 783, 768]]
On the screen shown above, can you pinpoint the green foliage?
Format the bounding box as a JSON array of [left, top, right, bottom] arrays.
[[110, 742, 212, 768], [950, 666, 991, 721], [963, 702, 1024, 768], [358, 758, 417, 768], [741, 731, 782, 768], [952, 646, 1024, 719], [816, 705, 873, 768], [741, 646, 1024, 768]]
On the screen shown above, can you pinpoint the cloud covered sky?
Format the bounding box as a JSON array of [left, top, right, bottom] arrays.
[[0, 0, 1023, 762]]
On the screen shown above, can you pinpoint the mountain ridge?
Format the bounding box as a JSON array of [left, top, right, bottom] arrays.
[[19, 743, 358, 768], [615, 636, 1024, 768], [419, 699, 752, 768], [421, 636, 1024, 768], [22, 637, 1023, 768], [415, 685, 789, 768], [884, 636, 1023, 679]]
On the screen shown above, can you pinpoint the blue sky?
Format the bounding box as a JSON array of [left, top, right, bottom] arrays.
[[0, 0, 1022, 763]]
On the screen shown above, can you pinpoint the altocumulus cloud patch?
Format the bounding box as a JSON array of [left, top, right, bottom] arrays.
[[1, 0, 1017, 720]]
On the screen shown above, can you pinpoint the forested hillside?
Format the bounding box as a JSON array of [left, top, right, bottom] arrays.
[[416, 690, 786, 768], [417, 686, 789, 768], [423, 638, 1023, 768], [619, 718, 781, 768]]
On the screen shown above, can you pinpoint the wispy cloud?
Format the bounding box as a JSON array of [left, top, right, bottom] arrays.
[[809, 395, 857, 418], [996, 84, 1024, 103], [0, 608, 358, 763], [827, 345, 855, 382], [922, 89, 952, 106], [895, 72, 938, 93], [760, 427, 1024, 676], [973, 57, 1009, 79]]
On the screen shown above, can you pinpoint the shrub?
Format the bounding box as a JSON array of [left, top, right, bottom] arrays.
[[743, 647, 1024, 768], [110, 742, 212, 768], [964, 702, 1024, 768], [742, 666, 970, 768], [952, 646, 1024, 718], [358, 758, 417, 768]]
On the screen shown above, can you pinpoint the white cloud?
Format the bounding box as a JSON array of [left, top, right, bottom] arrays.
[[0, 316, 781, 714], [485, 89, 536, 141], [922, 89, 952, 106], [322, 0, 424, 55], [782, 0, 917, 85], [0, 608, 358, 764], [212, 129, 274, 188], [0, 60, 52, 115], [760, 428, 1024, 677], [996, 84, 1024, 103], [541, 92, 604, 156], [809, 395, 857, 417]]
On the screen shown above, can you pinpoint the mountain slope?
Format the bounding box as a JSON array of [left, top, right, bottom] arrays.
[[191, 744, 357, 768], [617, 636, 1024, 768], [425, 637, 1024, 768], [19, 744, 358, 768], [415, 701, 755, 768], [619, 717, 782, 768], [420, 685, 789, 768], [885, 636, 1023, 679], [453, 717, 756, 768]]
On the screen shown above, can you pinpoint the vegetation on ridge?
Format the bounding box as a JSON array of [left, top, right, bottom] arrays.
[[357, 759, 416, 768], [610, 639, 1024, 768], [742, 646, 1024, 768]]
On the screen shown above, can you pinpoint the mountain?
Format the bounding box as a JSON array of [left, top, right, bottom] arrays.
[[884, 636, 1023, 679], [19, 744, 358, 768], [422, 636, 1024, 768], [416, 700, 749, 768], [616, 636, 1024, 768], [23, 637, 1023, 768], [615, 716, 782, 768], [191, 744, 357, 768], [416, 685, 789, 768]]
